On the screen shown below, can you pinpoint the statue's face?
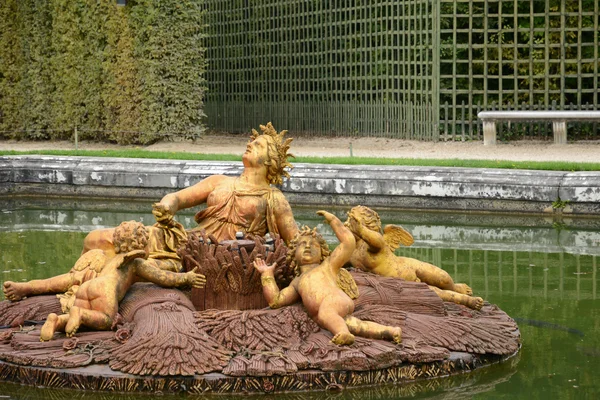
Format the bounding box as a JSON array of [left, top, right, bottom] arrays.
[[243, 135, 270, 167], [295, 235, 322, 266]]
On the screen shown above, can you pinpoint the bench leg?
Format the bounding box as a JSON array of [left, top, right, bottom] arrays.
[[483, 121, 497, 145], [553, 121, 567, 144]]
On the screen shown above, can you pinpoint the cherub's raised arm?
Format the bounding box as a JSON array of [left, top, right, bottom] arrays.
[[253, 259, 300, 308], [317, 210, 355, 273], [349, 216, 386, 251]]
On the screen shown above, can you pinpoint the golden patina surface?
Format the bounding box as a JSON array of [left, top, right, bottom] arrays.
[[38, 221, 205, 341], [80, 122, 298, 271], [254, 211, 402, 346], [0, 124, 521, 392], [346, 205, 484, 310]]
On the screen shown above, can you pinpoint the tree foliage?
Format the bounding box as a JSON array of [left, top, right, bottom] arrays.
[[0, 0, 206, 143], [130, 0, 206, 142]]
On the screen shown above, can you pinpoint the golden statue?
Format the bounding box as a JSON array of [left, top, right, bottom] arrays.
[[345, 206, 484, 310], [39, 221, 206, 341], [253, 211, 402, 346], [0, 125, 522, 389], [81, 123, 299, 271]]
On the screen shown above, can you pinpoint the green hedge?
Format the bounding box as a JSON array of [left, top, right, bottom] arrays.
[[0, 0, 206, 144]]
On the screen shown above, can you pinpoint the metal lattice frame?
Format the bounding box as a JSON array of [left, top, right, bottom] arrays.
[[439, 0, 600, 140], [204, 0, 598, 141], [203, 0, 439, 139]]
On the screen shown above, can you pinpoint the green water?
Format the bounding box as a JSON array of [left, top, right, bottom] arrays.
[[0, 199, 599, 399]]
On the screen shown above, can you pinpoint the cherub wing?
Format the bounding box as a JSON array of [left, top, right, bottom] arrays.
[[337, 269, 359, 299], [383, 224, 414, 251], [120, 250, 148, 267], [72, 249, 108, 272], [110, 250, 147, 270]]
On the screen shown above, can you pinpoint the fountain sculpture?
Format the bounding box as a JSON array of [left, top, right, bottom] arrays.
[[0, 123, 520, 394]]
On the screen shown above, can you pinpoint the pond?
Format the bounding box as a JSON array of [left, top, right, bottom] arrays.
[[0, 198, 599, 399]]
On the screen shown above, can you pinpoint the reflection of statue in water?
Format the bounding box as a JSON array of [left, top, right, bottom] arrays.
[[253, 211, 402, 346], [345, 206, 484, 310], [82, 123, 299, 271], [38, 221, 206, 341]]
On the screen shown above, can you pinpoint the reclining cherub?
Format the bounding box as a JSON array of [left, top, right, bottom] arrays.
[[345, 206, 484, 310], [39, 220, 205, 341], [253, 210, 402, 346], [3, 249, 108, 303]]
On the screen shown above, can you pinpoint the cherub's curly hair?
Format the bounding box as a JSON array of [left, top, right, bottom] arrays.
[[345, 205, 382, 234], [286, 225, 331, 276], [249, 122, 294, 185], [113, 221, 149, 254]]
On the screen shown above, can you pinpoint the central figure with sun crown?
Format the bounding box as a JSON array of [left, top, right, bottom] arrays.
[[80, 122, 299, 273]]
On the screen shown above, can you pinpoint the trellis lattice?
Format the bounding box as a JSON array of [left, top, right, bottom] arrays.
[[439, 0, 599, 141], [203, 0, 599, 141], [203, 0, 438, 140]]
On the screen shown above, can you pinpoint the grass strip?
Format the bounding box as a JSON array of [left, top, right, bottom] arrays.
[[1, 149, 598, 171]]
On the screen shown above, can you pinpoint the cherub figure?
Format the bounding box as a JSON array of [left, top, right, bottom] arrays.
[[39, 221, 206, 341], [253, 211, 402, 346], [3, 249, 108, 303], [345, 205, 484, 310]]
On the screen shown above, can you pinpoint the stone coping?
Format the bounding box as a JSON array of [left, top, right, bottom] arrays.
[[1, 155, 599, 216]]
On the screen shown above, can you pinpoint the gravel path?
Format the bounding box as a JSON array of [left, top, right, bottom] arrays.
[[1, 134, 599, 163]]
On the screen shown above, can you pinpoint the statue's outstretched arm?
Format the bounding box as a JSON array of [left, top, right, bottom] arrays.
[[264, 283, 300, 309], [272, 192, 298, 244], [153, 175, 227, 223], [135, 260, 206, 288], [317, 211, 355, 273]]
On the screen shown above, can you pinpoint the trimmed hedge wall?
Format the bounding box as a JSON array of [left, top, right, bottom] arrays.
[[0, 0, 206, 144]]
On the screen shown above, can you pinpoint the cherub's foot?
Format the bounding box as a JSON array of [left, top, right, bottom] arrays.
[[453, 283, 473, 296], [392, 327, 402, 344], [331, 332, 355, 346], [40, 313, 58, 341], [3, 281, 29, 301], [65, 306, 81, 337], [466, 296, 484, 310]]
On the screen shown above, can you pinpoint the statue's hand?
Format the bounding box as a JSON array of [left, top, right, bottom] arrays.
[[152, 202, 174, 225], [253, 258, 276, 274], [317, 210, 336, 224], [185, 267, 207, 288]]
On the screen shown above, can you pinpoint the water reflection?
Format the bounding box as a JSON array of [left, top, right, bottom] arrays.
[[0, 199, 599, 399]]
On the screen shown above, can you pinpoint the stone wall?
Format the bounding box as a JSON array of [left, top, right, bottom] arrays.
[[1, 155, 599, 216]]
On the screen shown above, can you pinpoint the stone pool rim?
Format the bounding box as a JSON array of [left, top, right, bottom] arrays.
[[1, 155, 599, 216]]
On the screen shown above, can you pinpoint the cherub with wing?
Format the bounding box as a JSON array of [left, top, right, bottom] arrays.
[[40, 221, 206, 341], [253, 211, 402, 346], [345, 206, 483, 310]]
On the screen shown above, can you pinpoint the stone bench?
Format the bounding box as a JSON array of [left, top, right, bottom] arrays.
[[477, 110, 600, 145]]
